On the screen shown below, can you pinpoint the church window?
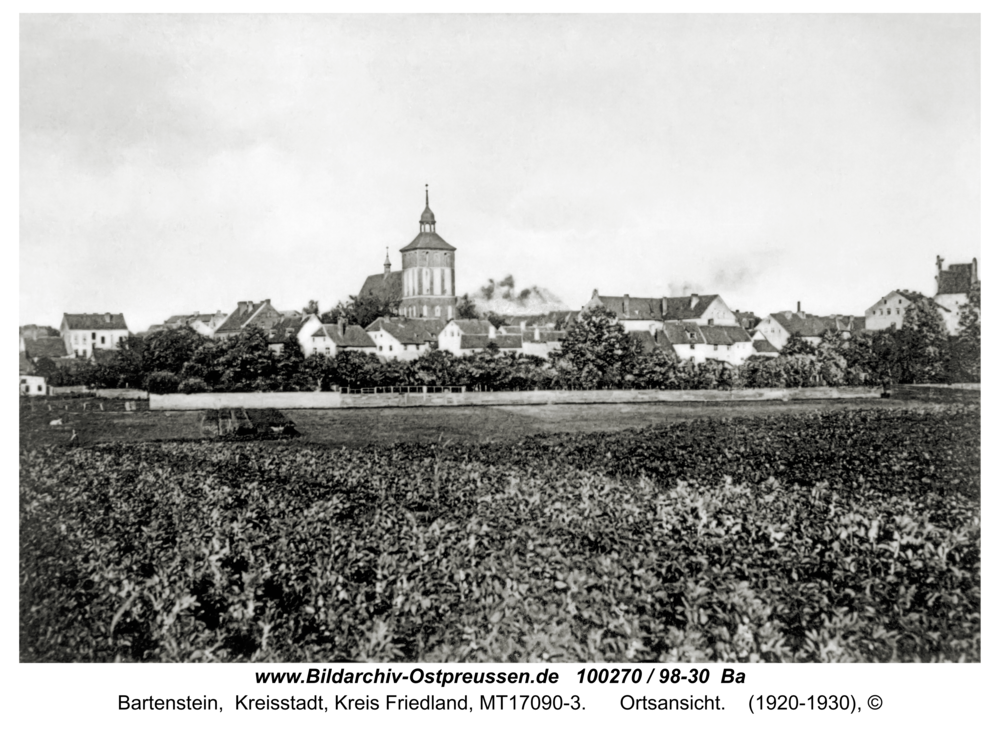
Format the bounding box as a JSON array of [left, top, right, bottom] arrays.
[[435, 306, 441, 317]]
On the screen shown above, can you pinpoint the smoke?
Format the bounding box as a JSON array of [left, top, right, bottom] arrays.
[[466, 274, 566, 316], [665, 280, 705, 296]]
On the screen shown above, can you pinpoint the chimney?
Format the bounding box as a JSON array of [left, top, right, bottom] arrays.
[[623, 294, 630, 314], [690, 294, 699, 309], [661, 297, 668, 318], [797, 301, 801, 313], [520, 321, 526, 332], [193, 311, 199, 317], [592, 288, 599, 299], [104, 313, 111, 323], [338, 319, 345, 337], [534, 325, 540, 341]]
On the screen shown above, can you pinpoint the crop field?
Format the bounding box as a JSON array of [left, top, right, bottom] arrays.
[[20, 402, 979, 663], [19, 395, 959, 449]]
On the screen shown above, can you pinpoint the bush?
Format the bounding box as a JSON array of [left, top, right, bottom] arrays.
[[144, 371, 181, 394], [178, 377, 209, 394]]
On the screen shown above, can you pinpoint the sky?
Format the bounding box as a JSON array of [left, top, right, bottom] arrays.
[[19, 14, 981, 332]]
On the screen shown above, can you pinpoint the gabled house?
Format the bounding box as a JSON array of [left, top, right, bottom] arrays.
[[365, 317, 445, 361], [454, 334, 523, 356], [302, 320, 377, 358], [60, 313, 129, 358], [267, 315, 309, 354], [934, 257, 979, 335], [584, 290, 738, 332], [213, 300, 284, 340], [656, 322, 754, 365], [438, 319, 496, 355], [750, 331, 780, 358], [756, 307, 864, 350], [162, 311, 228, 337], [864, 291, 949, 334]]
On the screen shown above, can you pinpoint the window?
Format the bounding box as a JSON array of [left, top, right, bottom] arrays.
[[896, 309, 900, 315], [714, 344, 718, 350], [389, 345, 393, 352], [92, 332, 96, 340], [37, 385, 43, 392], [435, 306, 441, 317], [378, 345, 383, 352], [690, 344, 695, 350], [325, 348, 331, 355], [101, 336, 105, 344]]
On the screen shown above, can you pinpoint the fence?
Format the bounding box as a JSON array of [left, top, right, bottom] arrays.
[[151, 386, 881, 410]]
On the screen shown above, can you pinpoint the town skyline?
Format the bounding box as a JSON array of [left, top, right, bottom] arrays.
[[20, 15, 980, 332]]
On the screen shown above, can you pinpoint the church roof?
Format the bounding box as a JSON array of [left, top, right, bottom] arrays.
[[400, 231, 456, 252], [420, 204, 436, 224], [359, 270, 403, 300]]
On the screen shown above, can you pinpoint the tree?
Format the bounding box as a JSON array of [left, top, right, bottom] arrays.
[[324, 291, 401, 328], [33, 357, 58, 379], [456, 294, 479, 319], [303, 300, 320, 316], [484, 311, 508, 330], [552, 306, 640, 389], [782, 333, 817, 356], [897, 297, 949, 383], [143, 327, 208, 376], [955, 281, 981, 382]]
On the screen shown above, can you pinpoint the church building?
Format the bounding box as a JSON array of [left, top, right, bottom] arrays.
[[361, 187, 458, 322]]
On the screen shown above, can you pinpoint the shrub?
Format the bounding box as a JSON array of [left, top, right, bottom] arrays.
[[178, 377, 209, 394], [144, 371, 180, 394]]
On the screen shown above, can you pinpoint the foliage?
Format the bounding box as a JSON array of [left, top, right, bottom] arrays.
[[553, 306, 640, 389], [143, 371, 181, 394], [178, 377, 208, 394], [20, 404, 979, 662], [456, 294, 479, 320], [897, 297, 950, 384], [143, 327, 209, 376], [954, 282, 980, 382], [325, 292, 401, 329], [781, 333, 817, 356]]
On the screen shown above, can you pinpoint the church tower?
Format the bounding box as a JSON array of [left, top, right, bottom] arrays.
[[400, 186, 457, 320]]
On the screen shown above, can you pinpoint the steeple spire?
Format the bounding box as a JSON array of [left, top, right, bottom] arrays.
[[419, 183, 436, 232], [384, 247, 391, 277]]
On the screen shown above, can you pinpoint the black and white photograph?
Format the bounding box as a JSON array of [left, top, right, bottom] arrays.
[[17, 9, 984, 718]]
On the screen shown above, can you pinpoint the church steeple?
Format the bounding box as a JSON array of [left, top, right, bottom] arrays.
[[419, 184, 436, 232], [383, 247, 391, 277]]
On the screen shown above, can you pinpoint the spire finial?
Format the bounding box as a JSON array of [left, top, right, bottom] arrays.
[[425, 183, 429, 206]]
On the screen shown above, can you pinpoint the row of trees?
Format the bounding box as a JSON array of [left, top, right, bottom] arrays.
[[38, 285, 979, 393]]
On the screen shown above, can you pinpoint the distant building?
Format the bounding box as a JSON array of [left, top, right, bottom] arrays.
[[60, 313, 129, 358], [301, 319, 377, 358], [651, 322, 754, 365], [213, 300, 284, 340], [757, 307, 863, 350], [934, 257, 978, 335], [584, 291, 739, 331], [864, 291, 948, 334], [365, 317, 445, 361], [161, 311, 228, 337], [438, 319, 496, 356]]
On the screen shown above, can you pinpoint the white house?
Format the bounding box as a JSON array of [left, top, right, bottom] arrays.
[[864, 291, 949, 333], [302, 320, 377, 358], [61, 313, 130, 358], [584, 290, 738, 332], [437, 319, 495, 355], [365, 317, 445, 361], [756, 309, 864, 350], [657, 322, 755, 365]]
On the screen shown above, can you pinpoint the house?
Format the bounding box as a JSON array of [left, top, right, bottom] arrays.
[[365, 317, 446, 361], [61, 313, 129, 358], [864, 290, 949, 334], [656, 322, 755, 365], [584, 290, 738, 332], [19, 351, 46, 396], [302, 320, 377, 358], [161, 311, 228, 337], [934, 257, 978, 335], [438, 319, 496, 355], [23, 336, 69, 362], [757, 307, 864, 350], [453, 334, 524, 356], [213, 300, 284, 340], [267, 315, 310, 355], [520, 327, 565, 359]]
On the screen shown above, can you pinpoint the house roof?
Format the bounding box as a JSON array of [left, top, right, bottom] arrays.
[[459, 334, 523, 350], [268, 316, 307, 344], [19, 351, 33, 375], [24, 336, 68, 360], [660, 321, 707, 345], [400, 231, 456, 252], [449, 319, 493, 335], [63, 313, 128, 331], [938, 263, 976, 296], [366, 317, 444, 345], [715, 325, 752, 343], [359, 270, 403, 300], [753, 339, 780, 354], [215, 301, 275, 334], [594, 294, 721, 321], [316, 324, 376, 348]]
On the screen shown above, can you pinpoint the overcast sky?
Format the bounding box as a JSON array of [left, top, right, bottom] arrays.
[[20, 14, 980, 332]]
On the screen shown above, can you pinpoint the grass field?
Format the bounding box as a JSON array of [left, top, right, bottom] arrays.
[[19, 395, 968, 449]]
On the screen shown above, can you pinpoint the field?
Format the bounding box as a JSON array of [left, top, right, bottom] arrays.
[[20, 399, 980, 662]]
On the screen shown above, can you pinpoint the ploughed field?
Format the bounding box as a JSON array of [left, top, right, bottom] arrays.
[[20, 403, 979, 662]]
